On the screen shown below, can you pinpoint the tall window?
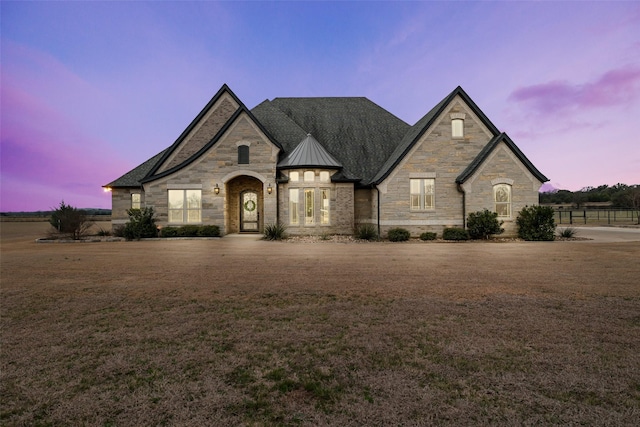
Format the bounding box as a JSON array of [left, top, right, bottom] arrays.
[[289, 189, 299, 225], [321, 189, 330, 224], [452, 119, 464, 138], [494, 184, 511, 218], [304, 189, 314, 224], [304, 171, 315, 182], [238, 145, 249, 164], [410, 179, 435, 210], [131, 193, 141, 209], [168, 189, 202, 223]]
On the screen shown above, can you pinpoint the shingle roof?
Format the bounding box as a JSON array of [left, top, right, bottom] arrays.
[[371, 86, 502, 185], [278, 134, 343, 169], [456, 133, 548, 183], [105, 149, 168, 188], [252, 97, 410, 184]]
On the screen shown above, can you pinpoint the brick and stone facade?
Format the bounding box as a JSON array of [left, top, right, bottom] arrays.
[[106, 84, 547, 238]]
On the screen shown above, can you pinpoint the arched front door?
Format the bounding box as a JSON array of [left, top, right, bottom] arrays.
[[240, 190, 259, 232]]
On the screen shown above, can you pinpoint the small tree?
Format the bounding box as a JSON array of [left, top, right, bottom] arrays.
[[123, 207, 157, 240], [466, 209, 504, 239], [516, 205, 556, 241], [49, 201, 93, 240]]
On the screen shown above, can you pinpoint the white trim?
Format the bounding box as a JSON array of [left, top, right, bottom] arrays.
[[167, 183, 203, 189], [409, 172, 436, 178], [491, 178, 514, 186], [221, 169, 267, 183], [450, 112, 466, 120], [112, 219, 128, 225]]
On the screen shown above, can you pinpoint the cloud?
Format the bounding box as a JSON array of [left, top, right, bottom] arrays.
[[508, 65, 640, 116]]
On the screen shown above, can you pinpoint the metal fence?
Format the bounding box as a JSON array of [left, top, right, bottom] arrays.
[[555, 208, 639, 225]]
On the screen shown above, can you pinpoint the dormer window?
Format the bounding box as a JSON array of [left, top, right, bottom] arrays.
[[450, 113, 466, 139]]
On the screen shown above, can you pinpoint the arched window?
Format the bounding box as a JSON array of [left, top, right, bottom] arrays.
[[494, 184, 511, 218], [304, 171, 315, 182], [238, 145, 249, 164]]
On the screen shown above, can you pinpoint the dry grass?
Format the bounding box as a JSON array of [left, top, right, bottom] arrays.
[[1, 223, 639, 426]]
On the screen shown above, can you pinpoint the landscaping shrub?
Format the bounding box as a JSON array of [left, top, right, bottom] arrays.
[[113, 225, 125, 238], [122, 207, 157, 240], [443, 227, 470, 241], [387, 227, 410, 242], [160, 227, 179, 238], [419, 232, 437, 241], [516, 205, 555, 241], [467, 209, 504, 239], [355, 223, 378, 240], [558, 227, 577, 238], [176, 225, 201, 237], [96, 228, 111, 237], [263, 223, 287, 240], [49, 201, 93, 240], [197, 225, 220, 237]]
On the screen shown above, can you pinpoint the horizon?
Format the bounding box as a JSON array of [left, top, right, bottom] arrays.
[[2, 2, 639, 211]]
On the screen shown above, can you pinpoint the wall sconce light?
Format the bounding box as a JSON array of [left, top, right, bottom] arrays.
[[214, 184, 220, 195], [267, 183, 273, 195]]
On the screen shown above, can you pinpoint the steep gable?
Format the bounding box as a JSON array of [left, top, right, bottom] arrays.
[[457, 133, 548, 184], [371, 86, 501, 185]]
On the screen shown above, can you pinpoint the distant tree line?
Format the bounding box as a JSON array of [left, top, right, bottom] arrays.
[[0, 208, 111, 217], [540, 183, 640, 209]]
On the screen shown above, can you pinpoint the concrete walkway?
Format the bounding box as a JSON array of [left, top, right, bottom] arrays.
[[564, 226, 640, 243]]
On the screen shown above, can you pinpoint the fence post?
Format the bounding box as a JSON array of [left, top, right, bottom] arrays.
[[570, 211, 573, 224], [614, 210, 616, 222], [584, 210, 587, 224], [608, 210, 610, 224]]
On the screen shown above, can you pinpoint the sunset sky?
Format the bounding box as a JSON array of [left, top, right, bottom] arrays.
[[2, 1, 639, 211]]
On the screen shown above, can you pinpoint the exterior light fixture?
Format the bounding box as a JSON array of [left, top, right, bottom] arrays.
[[267, 183, 273, 194], [103, 187, 112, 193], [214, 184, 220, 195]]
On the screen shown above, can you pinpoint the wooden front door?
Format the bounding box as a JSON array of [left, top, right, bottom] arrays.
[[240, 191, 259, 232]]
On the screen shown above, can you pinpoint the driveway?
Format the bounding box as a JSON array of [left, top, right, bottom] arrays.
[[566, 226, 640, 242]]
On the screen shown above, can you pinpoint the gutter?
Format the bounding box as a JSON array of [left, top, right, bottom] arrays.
[[376, 186, 381, 238], [457, 183, 466, 228]]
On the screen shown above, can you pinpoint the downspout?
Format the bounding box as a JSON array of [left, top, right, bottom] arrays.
[[376, 186, 381, 238], [457, 183, 466, 229]]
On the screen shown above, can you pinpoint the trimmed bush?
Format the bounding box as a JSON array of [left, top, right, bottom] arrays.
[[123, 207, 157, 240], [517, 205, 556, 241], [420, 232, 437, 241], [176, 225, 200, 237], [198, 225, 220, 237], [49, 201, 93, 240], [467, 209, 504, 239], [355, 223, 378, 241], [387, 227, 410, 242], [443, 227, 470, 241], [263, 223, 287, 241], [160, 227, 179, 238]]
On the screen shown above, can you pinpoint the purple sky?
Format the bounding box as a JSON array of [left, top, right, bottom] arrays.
[[1, 1, 639, 211]]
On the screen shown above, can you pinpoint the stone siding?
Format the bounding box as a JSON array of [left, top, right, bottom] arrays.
[[377, 96, 493, 237], [110, 188, 143, 226], [157, 95, 239, 173]]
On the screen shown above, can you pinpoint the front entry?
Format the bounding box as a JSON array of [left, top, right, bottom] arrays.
[[240, 190, 259, 232]]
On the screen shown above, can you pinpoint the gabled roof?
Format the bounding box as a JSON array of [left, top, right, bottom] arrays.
[[457, 132, 548, 183], [105, 149, 168, 188], [278, 134, 342, 169], [252, 97, 409, 184], [371, 86, 502, 185], [141, 84, 282, 183]]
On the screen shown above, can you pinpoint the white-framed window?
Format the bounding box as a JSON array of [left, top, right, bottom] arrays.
[[238, 145, 249, 164], [494, 184, 511, 218], [304, 189, 314, 224], [452, 119, 464, 138], [289, 171, 299, 182], [168, 189, 202, 223], [410, 178, 435, 210], [289, 188, 299, 225], [304, 171, 315, 182], [319, 171, 330, 182], [131, 193, 141, 209], [321, 188, 330, 225]]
